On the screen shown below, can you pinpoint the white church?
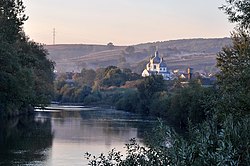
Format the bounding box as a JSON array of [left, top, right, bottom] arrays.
[[142, 50, 171, 80]]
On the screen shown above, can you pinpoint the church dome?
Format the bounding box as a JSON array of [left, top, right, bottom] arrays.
[[160, 61, 167, 67], [152, 51, 161, 63], [159, 57, 167, 67]]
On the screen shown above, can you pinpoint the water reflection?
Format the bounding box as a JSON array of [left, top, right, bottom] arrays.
[[0, 115, 53, 166], [47, 108, 156, 165], [0, 107, 157, 165]]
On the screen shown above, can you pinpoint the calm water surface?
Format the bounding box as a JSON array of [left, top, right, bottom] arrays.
[[0, 106, 157, 165]]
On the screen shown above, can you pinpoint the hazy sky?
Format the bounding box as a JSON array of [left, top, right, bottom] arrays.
[[23, 0, 235, 45]]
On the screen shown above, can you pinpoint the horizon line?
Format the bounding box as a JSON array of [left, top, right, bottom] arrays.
[[44, 36, 231, 47]]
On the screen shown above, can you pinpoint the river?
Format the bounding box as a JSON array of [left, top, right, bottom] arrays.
[[0, 105, 158, 166]]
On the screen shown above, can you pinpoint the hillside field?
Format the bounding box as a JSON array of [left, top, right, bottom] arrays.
[[45, 38, 231, 74]]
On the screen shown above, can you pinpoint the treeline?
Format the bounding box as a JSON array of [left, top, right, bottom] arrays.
[[117, 77, 215, 128], [0, 0, 54, 116], [54, 66, 140, 104]]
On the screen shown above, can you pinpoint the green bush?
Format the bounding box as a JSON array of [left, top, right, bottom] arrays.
[[84, 94, 101, 105], [115, 90, 139, 112], [86, 116, 250, 166]]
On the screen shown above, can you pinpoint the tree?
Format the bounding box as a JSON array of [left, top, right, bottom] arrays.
[[115, 89, 139, 112], [74, 85, 92, 103], [15, 37, 55, 106], [101, 67, 125, 87], [0, 0, 29, 113], [217, 31, 250, 115], [137, 75, 164, 113], [0, 42, 26, 112], [217, 1, 250, 116], [0, 0, 28, 43], [220, 0, 250, 30], [107, 42, 114, 49], [73, 68, 96, 87], [137, 75, 164, 100], [0, 0, 54, 115]]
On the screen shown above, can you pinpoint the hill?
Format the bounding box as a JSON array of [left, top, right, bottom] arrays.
[[45, 38, 231, 73]]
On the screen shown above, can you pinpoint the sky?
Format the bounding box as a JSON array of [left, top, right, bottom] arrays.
[[23, 0, 235, 45]]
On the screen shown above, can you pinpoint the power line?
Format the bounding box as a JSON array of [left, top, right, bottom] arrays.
[[53, 28, 55, 45]]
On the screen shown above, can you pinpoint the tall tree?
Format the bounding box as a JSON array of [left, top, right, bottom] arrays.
[[217, 31, 250, 115], [0, 0, 54, 115], [17, 38, 55, 106], [0, 0, 28, 43], [137, 75, 164, 114], [217, 1, 250, 115], [220, 0, 250, 30]]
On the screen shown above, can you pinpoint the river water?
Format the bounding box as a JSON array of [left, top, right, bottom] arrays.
[[0, 106, 158, 165]]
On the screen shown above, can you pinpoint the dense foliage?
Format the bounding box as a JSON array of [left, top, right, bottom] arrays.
[[116, 77, 215, 128], [86, 115, 250, 166], [217, 1, 250, 117], [217, 31, 250, 116], [54, 67, 140, 104], [0, 0, 54, 116], [220, 0, 250, 29]]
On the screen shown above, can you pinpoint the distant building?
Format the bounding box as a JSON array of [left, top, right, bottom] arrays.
[[179, 67, 193, 80], [142, 50, 171, 80]]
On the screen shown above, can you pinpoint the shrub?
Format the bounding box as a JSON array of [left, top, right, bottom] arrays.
[[86, 116, 250, 166]]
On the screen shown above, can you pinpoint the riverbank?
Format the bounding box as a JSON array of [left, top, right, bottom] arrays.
[[0, 105, 35, 118]]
